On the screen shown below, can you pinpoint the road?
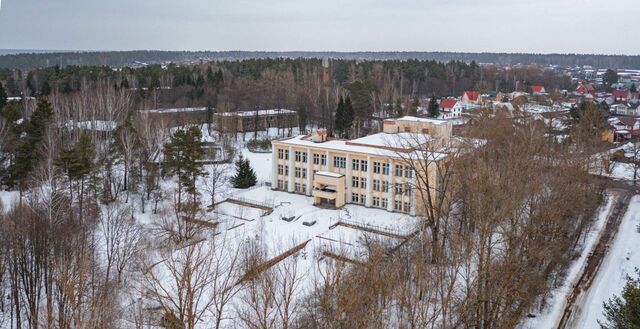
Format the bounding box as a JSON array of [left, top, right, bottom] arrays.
[[556, 181, 637, 329]]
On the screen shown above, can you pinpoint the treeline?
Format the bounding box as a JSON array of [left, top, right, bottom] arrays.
[[0, 57, 572, 138], [2, 51, 640, 70]]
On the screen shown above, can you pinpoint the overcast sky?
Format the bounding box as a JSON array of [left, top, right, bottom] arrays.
[[0, 0, 637, 54]]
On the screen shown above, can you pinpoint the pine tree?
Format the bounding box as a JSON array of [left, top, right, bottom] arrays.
[[0, 82, 6, 110], [6, 98, 53, 190], [409, 97, 420, 116], [395, 99, 404, 118], [344, 96, 354, 138], [428, 95, 440, 118], [600, 269, 640, 329], [163, 127, 207, 210], [334, 96, 345, 137], [231, 156, 257, 188]]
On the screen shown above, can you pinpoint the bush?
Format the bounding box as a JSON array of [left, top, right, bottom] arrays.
[[247, 139, 272, 152]]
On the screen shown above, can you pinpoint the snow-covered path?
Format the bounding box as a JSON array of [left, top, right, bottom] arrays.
[[571, 195, 640, 328], [518, 194, 615, 329]]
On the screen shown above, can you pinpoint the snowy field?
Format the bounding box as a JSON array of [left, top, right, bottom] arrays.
[[518, 193, 616, 329], [571, 195, 640, 328]]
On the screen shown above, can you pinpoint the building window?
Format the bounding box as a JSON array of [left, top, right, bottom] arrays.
[[373, 162, 381, 174], [313, 153, 320, 165], [285, 150, 289, 160], [382, 198, 388, 209], [352, 176, 359, 188], [359, 195, 366, 205], [361, 160, 368, 172], [395, 183, 403, 195], [295, 183, 301, 192], [295, 151, 302, 162], [285, 166, 289, 175], [321, 154, 327, 166], [278, 149, 284, 159], [302, 184, 307, 193], [373, 179, 380, 191], [382, 163, 390, 175], [352, 194, 359, 203], [302, 168, 307, 178], [382, 181, 389, 192], [278, 164, 284, 175], [404, 168, 414, 178], [403, 202, 411, 212], [360, 177, 367, 189], [302, 152, 308, 163], [277, 180, 284, 190], [295, 167, 301, 178], [352, 159, 360, 171], [373, 197, 380, 207], [333, 156, 346, 168], [395, 165, 404, 177], [404, 184, 412, 197], [394, 200, 402, 211]]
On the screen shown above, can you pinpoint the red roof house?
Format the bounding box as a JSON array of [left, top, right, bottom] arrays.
[[613, 89, 631, 101], [531, 85, 546, 94], [462, 91, 481, 104]]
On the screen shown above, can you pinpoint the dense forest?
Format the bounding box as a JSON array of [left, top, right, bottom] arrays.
[[1, 50, 639, 70], [0, 57, 571, 135]]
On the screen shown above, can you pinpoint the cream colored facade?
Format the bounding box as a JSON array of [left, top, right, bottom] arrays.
[[271, 117, 452, 216]]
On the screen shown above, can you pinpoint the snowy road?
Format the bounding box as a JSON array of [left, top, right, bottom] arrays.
[[569, 194, 640, 328]]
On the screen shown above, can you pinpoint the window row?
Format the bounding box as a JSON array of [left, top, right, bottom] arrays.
[[373, 162, 390, 175], [294, 183, 307, 193], [294, 151, 308, 163], [277, 149, 289, 160], [351, 176, 367, 189], [351, 159, 368, 171], [394, 164, 414, 178], [313, 153, 327, 165], [351, 193, 366, 205]]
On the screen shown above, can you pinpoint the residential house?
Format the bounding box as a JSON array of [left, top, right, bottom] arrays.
[[531, 85, 547, 95], [439, 98, 464, 119], [613, 89, 631, 102], [461, 91, 482, 104]]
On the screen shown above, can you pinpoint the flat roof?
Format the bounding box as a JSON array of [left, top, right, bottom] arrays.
[[215, 109, 296, 117], [386, 116, 449, 125], [315, 171, 344, 178], [349, 132, 430, 148], [275, 134, 446, 161]]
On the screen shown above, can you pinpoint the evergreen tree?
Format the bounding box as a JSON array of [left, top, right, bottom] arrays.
[[344, 96, 354, 138], [600, 269, 640, 329], [632, 84, 638, 93], [409, 97, 420, 116], [55, 133, 96, 182], [395, 99, 404, 118], [163, 127, 207, 210], [6, 98, 53, 190], [334, 96, 345, 137], [54, 133, 97, 222], [0, 82, 6, 110], [604, 69, 619, 90], [231, 156, 257, 188], [41, 80, 51, 96], [428, 95, 440, 118]]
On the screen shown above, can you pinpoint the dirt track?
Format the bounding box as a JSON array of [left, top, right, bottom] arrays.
[[556, 187, 633, 329]]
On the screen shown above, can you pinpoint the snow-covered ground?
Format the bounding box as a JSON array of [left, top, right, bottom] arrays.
[[0, 190, 19, 212], [571, 195, 640, 328], [518, 193, 616, 329]]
